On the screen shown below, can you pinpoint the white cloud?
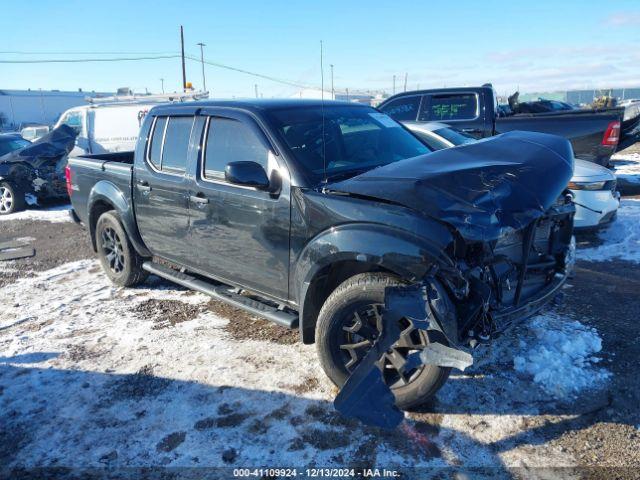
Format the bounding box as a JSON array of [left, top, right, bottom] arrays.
[[604, 11, 640, 27]]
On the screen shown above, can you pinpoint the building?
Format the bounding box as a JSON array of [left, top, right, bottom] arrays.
[[0, 89, 110, 131], [291, 88, 374, 105], [516, 87, 640, 105]]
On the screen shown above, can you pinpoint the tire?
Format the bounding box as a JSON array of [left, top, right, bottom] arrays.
[[95, 211, 148, 287], [315, 272, 451, 410], [0, 181, 26, 215]]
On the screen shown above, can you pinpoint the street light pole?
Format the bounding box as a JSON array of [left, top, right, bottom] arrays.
[[160, 78, 165, 94], [180, 26, 187, 92], [196, 42, 207, 92]]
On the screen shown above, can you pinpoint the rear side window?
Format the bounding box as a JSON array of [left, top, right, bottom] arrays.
[[419, 93, 478, 121], [204, 118, 268, 180], [148, 117, 167, 169], [161, 117, 194, 173], [147, 116, 193, 173], [379, 96, 421, 121]]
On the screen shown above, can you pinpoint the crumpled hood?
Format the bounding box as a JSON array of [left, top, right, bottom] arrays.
[[0, 124, 77, 168], [328, 131, 574, 242]]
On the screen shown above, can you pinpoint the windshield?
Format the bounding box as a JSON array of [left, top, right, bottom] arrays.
[[268, 106, 431, 184], [0, 137, 31, 156], [434, 127, 477, 147]]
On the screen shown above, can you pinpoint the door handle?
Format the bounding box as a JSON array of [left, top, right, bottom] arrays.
[[462, 128, 481, 134], [137, 181, 152, 192], [189, 194, 209, 205]]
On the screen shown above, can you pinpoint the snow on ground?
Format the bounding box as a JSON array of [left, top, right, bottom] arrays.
[[0, 260, 613, 470], [513, 315, 609, 398], [0, 203, 72, 223], [578, 199, 640, 263], [612, 152, 640, 184]]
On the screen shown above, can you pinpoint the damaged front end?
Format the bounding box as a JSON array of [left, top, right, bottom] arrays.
[[335, 202, 575, 429], [450, 194, 575, 345], [332, 131, 576, 428], [0, 125, 77, 201]]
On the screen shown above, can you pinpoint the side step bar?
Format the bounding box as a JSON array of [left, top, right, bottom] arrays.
[[142, 262, 299, 329]]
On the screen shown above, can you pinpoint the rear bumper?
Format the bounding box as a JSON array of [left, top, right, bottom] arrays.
[[491, 271, 567, 327]]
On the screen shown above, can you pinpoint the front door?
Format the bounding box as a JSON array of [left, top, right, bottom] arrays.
[[134, 115, 194, 263], [187, 112, 291, 301]]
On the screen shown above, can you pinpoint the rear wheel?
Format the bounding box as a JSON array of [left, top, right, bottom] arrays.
[[95, 211, 148, 287], [315, 273, 451, 410], [0, 181, 26, 215]]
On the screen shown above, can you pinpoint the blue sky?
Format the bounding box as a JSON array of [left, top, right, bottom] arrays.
[[1, 0, 638, 97]]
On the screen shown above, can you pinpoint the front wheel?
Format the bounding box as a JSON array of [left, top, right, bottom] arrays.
[[315, 273, 451, 410], [0, 181, 26, 215], [95, 211, 148, 287]]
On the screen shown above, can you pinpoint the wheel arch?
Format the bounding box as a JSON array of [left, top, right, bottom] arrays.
[[294, 224, 454, 344], [87, 181, 150, 257]]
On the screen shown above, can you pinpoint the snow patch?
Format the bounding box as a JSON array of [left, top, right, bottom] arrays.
[[0, 260, 591, 468], [612, 152, 640, 184], [513, 314, 610, 399], [0, 203, 71, 223], [578, 199, 640, 263]]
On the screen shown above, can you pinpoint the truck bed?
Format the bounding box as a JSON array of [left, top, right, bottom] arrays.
[[67, 152, 134, 226], [495, 109, 620, 165]]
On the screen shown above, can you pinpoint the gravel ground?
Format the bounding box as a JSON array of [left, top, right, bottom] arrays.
[[0, 205, 639, 476]]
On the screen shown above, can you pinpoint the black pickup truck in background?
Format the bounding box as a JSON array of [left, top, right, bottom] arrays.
[[378, 85, 624, 166], [67, 99, 575, 412]]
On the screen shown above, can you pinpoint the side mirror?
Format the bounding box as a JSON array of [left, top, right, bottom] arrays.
[[225, 161, 270, 189]]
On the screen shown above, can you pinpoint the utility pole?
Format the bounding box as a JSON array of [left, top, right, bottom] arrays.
[[403, 72, 408, 92], [180, 26, 187, 92], [330, 64, 334, 99], [392, 75, 396, 95], [196, 42, 207, 91], [254, 84, 259, 98], [160, 78, 165, 94]]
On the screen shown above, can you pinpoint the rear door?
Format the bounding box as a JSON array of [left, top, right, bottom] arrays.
[[186, 110, 291, 301], [134, 114, 194, 263], [416, 91, 488, 138]]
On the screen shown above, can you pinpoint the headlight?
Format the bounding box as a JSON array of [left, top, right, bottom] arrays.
[[568, 181, 606, 191]]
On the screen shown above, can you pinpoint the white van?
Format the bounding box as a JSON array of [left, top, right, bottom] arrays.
[[54, 91, 208, 155], [54, 102, 159, 156]]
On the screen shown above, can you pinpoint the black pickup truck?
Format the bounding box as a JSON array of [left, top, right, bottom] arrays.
[[378, 85, 623, 166], [67, 99, 575, 410]]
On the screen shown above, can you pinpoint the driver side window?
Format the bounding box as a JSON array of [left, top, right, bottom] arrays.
[[203, 117, 268, 180]]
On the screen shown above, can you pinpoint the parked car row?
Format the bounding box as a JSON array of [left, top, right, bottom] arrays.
[[2, 88, 628, 232]]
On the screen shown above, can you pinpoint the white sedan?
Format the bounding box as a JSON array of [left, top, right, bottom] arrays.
[[405, 122, 620, 230]]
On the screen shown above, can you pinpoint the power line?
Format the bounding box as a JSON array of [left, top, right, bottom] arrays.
[[0, 51, 320, 90], [0, 50, 180, 55], [0, 55, 181, 64], [183, 54, 315, 89]]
